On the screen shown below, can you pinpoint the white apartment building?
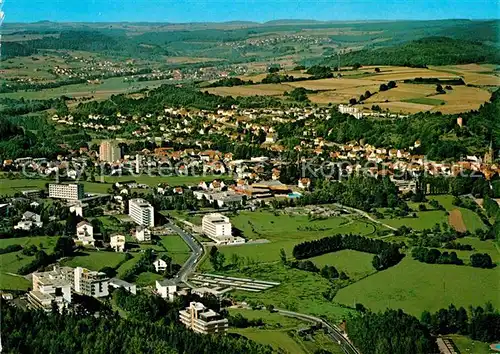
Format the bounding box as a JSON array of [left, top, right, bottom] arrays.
[[202, 213, 245, 245], [129, 198, 154, 227], [179, 302, 228, 335], [74, 267, 109, 298], [76, 221, 95, 246], [153, 258, 168, 273], [29, 266, 73, 311], [338, 104, 363, 119], [156, 279, 177, 301], [135, 225, 151, 242], [99, 140, 122, 162], [110, 235, 126, 252], [49, 183, 84, 201]]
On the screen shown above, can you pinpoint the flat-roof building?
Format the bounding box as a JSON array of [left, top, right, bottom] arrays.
[[179, 302, 228, 335], [202, 213, 245, 245], [74, 267, 109, 298], [49, 183, 84, 201], [99, 140, 122, 162], [29, 266, 73, 311], [129, 198, 154, 227]]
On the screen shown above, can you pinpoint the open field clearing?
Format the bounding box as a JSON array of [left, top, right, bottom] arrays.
[[0, 236, 59, 290], [0, 77, 174, 101], [165, 56, 223, 64], [308, 250, 376, 280], [367, 70, 459, 82], [377, 195, 486, 232], [205, 83, 292, 96], [365, 83, 438, 101], [226, 263, 356, 321], [160, 235, 191, 264], [238, 71, 312, 82], [287, 77, 377, 90], [445, 335, 491, 354], [376, 101, 435, 113], [448, 209, 467, 232], [334, 257, 500, 316], [61, 251, 128, 270], [430, 64, 500, 86]]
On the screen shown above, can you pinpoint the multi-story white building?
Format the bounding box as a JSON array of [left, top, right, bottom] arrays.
[[156, 279, 177, 301], [202, 213, 245, 245], [338, 104, 363, 119], [179, 302, 228, 335], [74, 267, 109, 298], [129, 198, 154, 227], [135, 225, 151, 242], [28, 266, 73, 311], [76, 221, 95, 246], [110, 235, 126, 252], [49, 183, 84, 201], [153, 258, 168, 273], [99, 140, 121, 162]]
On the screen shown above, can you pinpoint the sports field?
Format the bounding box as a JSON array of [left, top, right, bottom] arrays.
[[61, 251, 128, 270]]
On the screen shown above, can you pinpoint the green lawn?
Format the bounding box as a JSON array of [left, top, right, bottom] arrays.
[[0, 236, 59, 290], [309, 250, 376, 280], [135, 271, 163, 286], [334, 257, 500, 316], [228, 308, 343, 354], [159, 235, 191, 265], [376, 195, 486, 231], [403, 97, 445, 106], [200, 210, 380, 266], [61, 251, 128, 271], [217, 263, 355, 322], [445, 334, 492, 354], [0, 274, 31, 291]]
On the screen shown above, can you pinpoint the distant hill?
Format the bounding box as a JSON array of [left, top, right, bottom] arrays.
[[324, 36, 500, 67]]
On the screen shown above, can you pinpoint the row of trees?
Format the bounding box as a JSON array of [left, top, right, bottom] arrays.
[[293, 234, 404, 271], [411, 247, 463, 265], [421, 303, 500, 342]]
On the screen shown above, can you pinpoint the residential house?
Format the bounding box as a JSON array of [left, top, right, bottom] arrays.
[[76, 221, 95, 246], [110, 235, 126, 252]]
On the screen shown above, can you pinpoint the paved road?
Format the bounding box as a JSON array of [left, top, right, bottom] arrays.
[[333, 202, 398, 231], [167, 222, 204, 285], [277, 309, 361, 354]]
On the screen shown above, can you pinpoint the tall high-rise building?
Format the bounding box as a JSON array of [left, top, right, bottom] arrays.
[[99, 141, 121, 162], [129, 198, 154, 227]]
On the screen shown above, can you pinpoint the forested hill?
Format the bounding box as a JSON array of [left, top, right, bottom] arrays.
[[325, 37, 500, 67]]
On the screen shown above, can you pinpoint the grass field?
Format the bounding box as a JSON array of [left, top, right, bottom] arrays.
[[376, 195, 486, 232], [308, 250, 376, 280], [0, 236, 59, 290], [135, 271, 163, 286], [445, 334, 492, 354], [159, 235, 191, 264], [0, 76, 174, 101], [334, 257, 500, 316], [205, 83, 292, 97], [224, 263, 355, 322], [199, 210, 379, 266], [61, 251, 128, 271]]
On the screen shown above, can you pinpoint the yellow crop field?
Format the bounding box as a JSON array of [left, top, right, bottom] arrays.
[[205, 83, 293, 96], [376, 101, 434, 113], [287, 77, 377, 90], [368, 70, 458, 82]]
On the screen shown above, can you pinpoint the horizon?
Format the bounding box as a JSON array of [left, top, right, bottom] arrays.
[[4, 0, 500, 23]]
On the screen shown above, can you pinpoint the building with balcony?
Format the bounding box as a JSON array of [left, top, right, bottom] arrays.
[[99, 140, 122, 162], [179, 302, 228, 335], [28, 266, 73, 311], [129, 198, 154, 227], [201, 213, 245, 245], [74, 267, 109, 298]]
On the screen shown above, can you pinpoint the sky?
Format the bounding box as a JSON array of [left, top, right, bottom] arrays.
[[5, 0, 500, 23]]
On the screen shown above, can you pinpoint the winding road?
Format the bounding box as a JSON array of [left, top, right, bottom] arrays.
[[170, 219, 362, 354], [277, 309, 361, 354]]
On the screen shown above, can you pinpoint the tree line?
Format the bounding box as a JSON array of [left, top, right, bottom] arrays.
[[292, 234, 404, 271]]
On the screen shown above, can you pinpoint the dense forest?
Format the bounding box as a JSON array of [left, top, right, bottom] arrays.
[[1, 298, 274, 354], [323, 37, 500, 67], [347, 309, 438, 354]]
